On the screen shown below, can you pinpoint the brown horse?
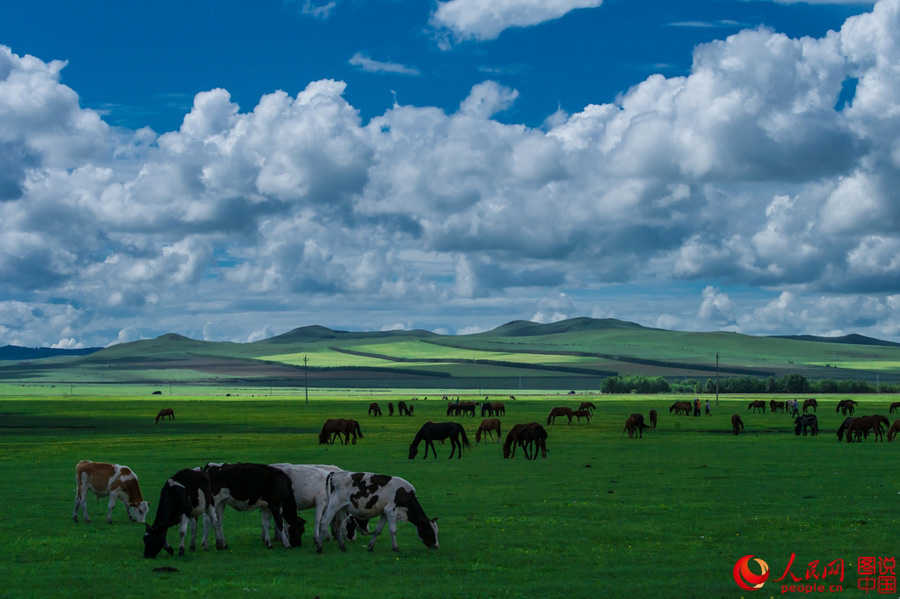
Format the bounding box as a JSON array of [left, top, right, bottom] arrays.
[[770, 400, 786, 413], [836, 399, 858, 416], [409, 421, 471, 459], [578, 402, 597, 413], [887, 420, 900, 442], [503, 422, 546, 459], [318, 419, 364, 445], [367, 402, 382, 417], [398, 401, 411, 416], [731, 415, 744, 435], [889, 402, 900, 414], [475, 418, 502, 444], [572, 409, 591, 424], [649, 409, 658, 429], [155, 408, 174, 423], [387, 402, 394, 416], [669, 401, 691, 415], [747, 400, 766, 413], [846, 415, 890, 443], [802, 398, 818, 413], [546, 407, 573, 425], [622, 413, 648, 438]]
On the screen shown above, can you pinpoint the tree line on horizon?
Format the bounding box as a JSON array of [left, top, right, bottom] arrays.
[[602, 374, 894, 395]]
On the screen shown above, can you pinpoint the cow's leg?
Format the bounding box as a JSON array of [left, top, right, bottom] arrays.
[[367, 515, 389, 552], [106, 492, 118, 523], [202, 505, 217, 551], [73, 478, 88, 522], [214, 503, 228, 550], [260, 507, 274, 547], [317, 502, 347, 553], [188, 517, 198, 552], [177, 515, 189, 556], [270, 507, 291, 549]]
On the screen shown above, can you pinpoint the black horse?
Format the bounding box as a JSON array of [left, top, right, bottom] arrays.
[[408, 421, 471, 459], [794, 414, 818, 436]]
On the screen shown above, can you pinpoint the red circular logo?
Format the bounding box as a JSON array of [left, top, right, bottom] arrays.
[[734, 555, 770, 591]]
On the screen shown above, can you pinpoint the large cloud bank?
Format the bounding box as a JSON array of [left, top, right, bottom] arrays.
[[2, 0, 900, 346]]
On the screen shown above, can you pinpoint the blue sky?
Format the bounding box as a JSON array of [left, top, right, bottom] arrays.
[[3, 0, 900, 348]]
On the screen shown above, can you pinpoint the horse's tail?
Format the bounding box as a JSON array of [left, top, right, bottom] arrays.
[[355, 421, 363, 438], [459, 426, 472, 449]]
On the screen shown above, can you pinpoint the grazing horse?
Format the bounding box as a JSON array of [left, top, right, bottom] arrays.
[[836, 417, 855, 442], [483, 401, 505, 416], [649, 409, 658, 429], [546, 407, 574, 425], [770, 400, 786, 413], [155, 408, 175, 423], [578, 402, 597, 413], [731, 415, 744, 435], [847, 415, 890, 443], [836, 399, 858, 416], [747, 400, 766, 413], [669, 401, 691, 415], [794, 414, 819, 436], [622, 414, 648, 438], [455, 402, 477, 417], [318, 419, 364, 445], [408, 422, 471, 459], [887, 420, 900, 442], [802, 398, 818, 413], [368, 403, 382, 417], [503, 423, 546, 460], [388, 402, 394, 416], [398, 401, 411, 416], [572, 409, 591, 424], [889, 402, 900, 414], [475, 418, 501, 444]]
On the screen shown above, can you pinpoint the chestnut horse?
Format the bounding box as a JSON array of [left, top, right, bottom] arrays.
[[889, 402, 900, 414], [887, 420, 900, 442], [546, 407, 573, 425], [475, 418, 502, 444], [502, 422, 547, 460], [731, 415, 744, 435], [802, 398, 818, 413], [318, 419, 364, 445], [836, 399, 858, 416], [367, 402, 382, 417], [155, 408, 174, 423], [649, 409, 658, 429], [747, 400, 766, 413], [572, 409, 592, 424], [578, 402, 597, 413], [846, 415, 890, 443]]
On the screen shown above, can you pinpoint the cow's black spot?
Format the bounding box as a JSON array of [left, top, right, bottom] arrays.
[[365, 495, 379, 510], [350, 473, 392, 505]]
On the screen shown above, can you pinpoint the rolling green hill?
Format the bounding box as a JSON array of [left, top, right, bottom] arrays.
[[2, 318, 899, 389]]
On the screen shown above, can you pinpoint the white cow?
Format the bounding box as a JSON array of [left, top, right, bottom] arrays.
[[315, 471, 438, 553], [72, 460, 149, 523]]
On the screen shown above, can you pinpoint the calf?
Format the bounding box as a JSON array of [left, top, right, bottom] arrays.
[[316, 471, 438, 553], [143, 468, 222, 558], [72, 460, 149, 524], [203, 462, 304, 549]]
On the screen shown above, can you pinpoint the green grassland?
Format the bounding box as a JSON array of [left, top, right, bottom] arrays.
[[1, 391, 898, 598]]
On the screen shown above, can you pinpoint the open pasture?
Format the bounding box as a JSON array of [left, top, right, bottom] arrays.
[[0, 392, 898, 598]]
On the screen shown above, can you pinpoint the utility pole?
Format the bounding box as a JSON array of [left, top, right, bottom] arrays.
[[715, 352, 720, 407], [303, 355, 309, 405]]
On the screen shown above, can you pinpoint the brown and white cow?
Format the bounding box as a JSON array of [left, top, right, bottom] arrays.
[[72, 460, 149, 524], [315, 471, 438, 553]]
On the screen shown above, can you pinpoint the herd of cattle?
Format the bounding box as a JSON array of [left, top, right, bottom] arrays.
[[73, 460, 439, 558]]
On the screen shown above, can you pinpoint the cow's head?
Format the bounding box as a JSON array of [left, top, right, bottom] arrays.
[[132, 500, 150, 523], [415, 517, 439, 549], [288, 516, 306, 548], [143, 524, 174, 559]]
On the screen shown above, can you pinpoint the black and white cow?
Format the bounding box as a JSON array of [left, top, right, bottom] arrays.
[[203, 462, 304, 549], [315, 471, 438, 553], [143, 468, 222, 558], [268, 464, 368, 546]]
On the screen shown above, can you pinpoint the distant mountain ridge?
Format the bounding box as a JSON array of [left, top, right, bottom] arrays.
[[772, 333, 900, 347], [0, 345, 102, 361]]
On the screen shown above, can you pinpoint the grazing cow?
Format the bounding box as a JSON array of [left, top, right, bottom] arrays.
[[649, 409, 658, 429], [731, 415, 745, 435], [315, 471, 438, 553], [794, 414, 819, 436], [143, 468, 222, 558], [268, 464, 367, 546], [155, 408, 174, 423], [73, 460, 149, 524], [203, 463, 304, 550], [367, 403, 382, 417]]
